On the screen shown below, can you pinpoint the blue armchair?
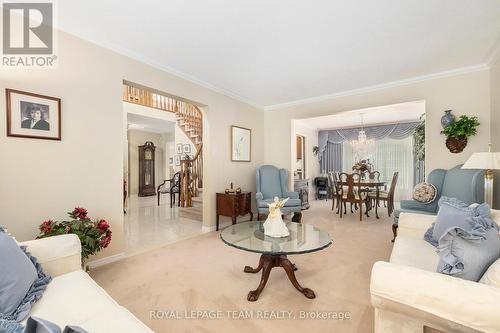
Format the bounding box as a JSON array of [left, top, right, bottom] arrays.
[[392, 164, 484, 240], [256, 165, 303, 222]]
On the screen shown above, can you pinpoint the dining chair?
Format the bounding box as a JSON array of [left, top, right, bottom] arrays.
[[328, 172, 341, 213], [338, 173, 370, 221], [368, 172, 399, 216], [157, 171, 181, 208]]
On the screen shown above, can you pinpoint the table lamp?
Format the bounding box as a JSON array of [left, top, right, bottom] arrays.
[[462, 144, 500, 207]]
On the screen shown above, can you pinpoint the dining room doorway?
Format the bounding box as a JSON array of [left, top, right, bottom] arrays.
[[292, 100, 426, 209]]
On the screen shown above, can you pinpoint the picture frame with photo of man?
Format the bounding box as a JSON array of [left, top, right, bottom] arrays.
[[6, 89, 61, 140]]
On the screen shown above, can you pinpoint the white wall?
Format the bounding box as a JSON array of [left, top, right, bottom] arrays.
[[127, 130, 169, 195], [292, 121, 320, 194], [0, 30, 264, 261], [265, 70, 491, 187], [173, 126, 196, 172]]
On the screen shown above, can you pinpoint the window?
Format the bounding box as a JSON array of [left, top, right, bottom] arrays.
[[342, 137, 414, 201]]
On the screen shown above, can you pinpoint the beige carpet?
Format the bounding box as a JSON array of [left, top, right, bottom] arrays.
[[90, 200, 393, 332]]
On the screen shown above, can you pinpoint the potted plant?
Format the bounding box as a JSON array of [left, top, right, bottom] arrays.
[[37, 207, 112, 262], [442, 115, 479, 153]]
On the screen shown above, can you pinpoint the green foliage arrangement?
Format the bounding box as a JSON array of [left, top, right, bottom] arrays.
[[37, 207, 112, 260], [312, 146, 319, 157], [442, 115, 480, 139]]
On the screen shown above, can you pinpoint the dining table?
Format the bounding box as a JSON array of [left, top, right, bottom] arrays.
[[337, 179, 387, 219]]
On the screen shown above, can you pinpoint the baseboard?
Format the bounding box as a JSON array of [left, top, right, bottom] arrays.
[[202, 225, 216, 233], [202, 221, 232, 233], [86, 252, 126, 269]]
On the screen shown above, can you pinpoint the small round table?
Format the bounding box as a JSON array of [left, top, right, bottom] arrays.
[[220, 221, 332, 301]]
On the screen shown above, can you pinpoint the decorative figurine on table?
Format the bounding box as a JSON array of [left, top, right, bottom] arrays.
[[263, 197, 290, 238], [225, 182, 241, 194]]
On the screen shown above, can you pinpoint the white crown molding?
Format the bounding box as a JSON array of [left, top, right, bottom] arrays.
[[62, 29, 497, 113], [486, 40, 500, 67], [61, 31, 264, 110], [264, 64, 489, 111], [86, 252, 126, 269]]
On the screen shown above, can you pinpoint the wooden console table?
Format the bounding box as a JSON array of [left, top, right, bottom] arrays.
[[294, 179, 310, 210], [216, 192, 253, 231]]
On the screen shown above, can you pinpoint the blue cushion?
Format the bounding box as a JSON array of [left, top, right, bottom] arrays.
[[0, 319, 23, 333], [424, 197, 491, 247], [0, 227, 51, 322], [437, 225, 500, 281], [257, 198, 301, 208]]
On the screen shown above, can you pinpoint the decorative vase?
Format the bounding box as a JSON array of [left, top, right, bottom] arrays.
[[441, 110, 455, 128], [445, 137, 467, 153]]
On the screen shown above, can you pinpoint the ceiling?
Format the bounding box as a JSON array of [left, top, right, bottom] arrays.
[[57, 0, 500, 109], [127, 113, 175, 134], [296, 101, 425, 130]]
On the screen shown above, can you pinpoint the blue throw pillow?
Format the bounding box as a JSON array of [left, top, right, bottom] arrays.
[[0, 227, 51, 322], [437, 225, 500, 281], [0, 319, 24, 333], [424, 197, 491, 247]]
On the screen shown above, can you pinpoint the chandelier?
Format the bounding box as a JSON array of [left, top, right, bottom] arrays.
[[350, 114, 375, 158]]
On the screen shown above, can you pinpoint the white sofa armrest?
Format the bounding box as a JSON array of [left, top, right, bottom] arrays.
[[20, 234, 82, 277], [398, 213, 436, 239], [371, 261, 500, 333]]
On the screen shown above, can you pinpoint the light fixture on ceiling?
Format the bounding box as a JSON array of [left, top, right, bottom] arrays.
[[350, 113, 375, 158]]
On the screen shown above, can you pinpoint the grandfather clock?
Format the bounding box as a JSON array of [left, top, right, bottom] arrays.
[[138, 141, 156, 196]]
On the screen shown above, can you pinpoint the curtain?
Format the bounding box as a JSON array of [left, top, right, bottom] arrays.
[[342, 137, 415, 201], [320, 142, 342, 173], [318, 122, 420, 159]]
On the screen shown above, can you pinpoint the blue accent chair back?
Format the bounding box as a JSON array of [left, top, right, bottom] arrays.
[[255, 165, 302, 217], [394, 165, 484, 223]]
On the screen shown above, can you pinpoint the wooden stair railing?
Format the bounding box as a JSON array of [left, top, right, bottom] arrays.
[[180, 144, 203, 208], [175, 102, 202, 146]]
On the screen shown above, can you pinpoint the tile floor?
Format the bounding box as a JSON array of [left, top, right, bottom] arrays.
[[124, 194, 202, 255]]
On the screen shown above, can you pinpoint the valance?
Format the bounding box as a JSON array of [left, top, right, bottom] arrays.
[[318, 122, 421, 160]]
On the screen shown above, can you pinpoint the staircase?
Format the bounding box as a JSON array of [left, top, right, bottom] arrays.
[[123, 82, 203, 208]]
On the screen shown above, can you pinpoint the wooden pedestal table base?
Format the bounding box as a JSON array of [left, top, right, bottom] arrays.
[[244, 254, 315, 302]]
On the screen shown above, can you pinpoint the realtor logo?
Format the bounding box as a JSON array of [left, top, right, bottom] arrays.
[[2, 2, 57, 67]]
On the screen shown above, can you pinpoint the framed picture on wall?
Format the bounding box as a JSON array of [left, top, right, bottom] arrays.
[[174, 155, 181, 166], [169, 157, 173, 165], [6, 89, 61, 140], [176, 143, 182, 154], [231, 125, 251, 162], [183, 144, 191, 153]]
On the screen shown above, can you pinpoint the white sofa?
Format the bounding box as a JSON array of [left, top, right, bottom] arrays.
[[19, 234, 153, 333], [370, 211, 500, 333]]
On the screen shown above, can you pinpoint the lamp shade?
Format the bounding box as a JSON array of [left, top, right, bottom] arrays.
[[462, 152, 500, 170]]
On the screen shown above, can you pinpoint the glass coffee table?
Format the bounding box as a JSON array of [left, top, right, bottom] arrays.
[[220, 221, 332, 301]]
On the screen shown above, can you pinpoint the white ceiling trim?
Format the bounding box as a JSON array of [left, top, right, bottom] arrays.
[[67, 28, 498, 112], [264, 64, 488, 111], [65, 33, 263, 109]]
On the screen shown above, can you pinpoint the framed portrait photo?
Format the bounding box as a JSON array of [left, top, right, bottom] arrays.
[[183, 144, 191, 154], [174, 155, 181, 166], [231, 125, 251, 162], [176, 143, 182, 154], [6, 89, 61, 140]]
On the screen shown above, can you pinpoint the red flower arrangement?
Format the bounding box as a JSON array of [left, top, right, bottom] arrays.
[[37, 207, 112, 260]]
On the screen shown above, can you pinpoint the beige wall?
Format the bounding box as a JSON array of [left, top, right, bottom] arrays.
[[265, 70, 491, 185], [127, 130, 167, 195], [0, 30, 265, 260], [490, 57, 500, 208], [491, 58, 500, 150]]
